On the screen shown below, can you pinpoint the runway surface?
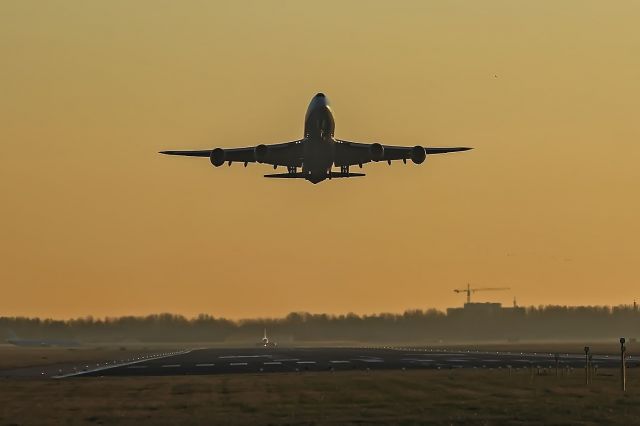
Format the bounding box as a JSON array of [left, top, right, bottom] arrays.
[[59, 347, 635, 378]]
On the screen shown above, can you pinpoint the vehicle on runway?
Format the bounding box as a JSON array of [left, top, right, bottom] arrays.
[[160, 93, 472, 184], [258, 329, 277, 348]]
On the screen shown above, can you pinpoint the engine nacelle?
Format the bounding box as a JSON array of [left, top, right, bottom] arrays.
[[210, 148, 225, 167], [411, 146, 426, 164], [254, 144, 269, 163], [370, 143, 384, 161]]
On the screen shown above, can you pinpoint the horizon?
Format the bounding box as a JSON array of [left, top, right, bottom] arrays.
[[3, 301, 639, 322]]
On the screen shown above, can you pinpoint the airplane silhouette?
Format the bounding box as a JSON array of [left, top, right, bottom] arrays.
[[160, 93, 472, 184]]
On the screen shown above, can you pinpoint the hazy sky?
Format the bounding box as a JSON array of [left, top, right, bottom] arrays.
[[1, 1, 639, 319]]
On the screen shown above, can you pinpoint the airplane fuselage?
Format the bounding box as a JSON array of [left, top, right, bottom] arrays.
[[302, 93, 336, 183]]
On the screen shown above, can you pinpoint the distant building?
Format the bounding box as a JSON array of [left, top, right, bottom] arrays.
[[447, 302, 525, 318]]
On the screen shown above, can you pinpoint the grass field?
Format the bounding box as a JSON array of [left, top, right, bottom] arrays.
[[1, 368, 639, 425], [0, 344, 176, 371]]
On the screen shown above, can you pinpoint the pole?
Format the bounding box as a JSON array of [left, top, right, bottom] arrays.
[[584, 346, 590, 385], [620, 338, 626, 392]]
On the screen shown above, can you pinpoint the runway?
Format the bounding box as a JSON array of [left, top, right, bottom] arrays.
[[61, 347, 634, 378]]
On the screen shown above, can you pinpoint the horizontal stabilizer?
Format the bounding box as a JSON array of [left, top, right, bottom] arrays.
[[264, 172, 366, 179]]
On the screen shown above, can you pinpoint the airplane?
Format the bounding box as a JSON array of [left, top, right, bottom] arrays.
[[160, 93, 472, 184], [5, 329, 81, 347], [258, 328, 276, 348]]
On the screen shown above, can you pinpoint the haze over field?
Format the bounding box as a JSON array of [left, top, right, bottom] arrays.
[[1, 1, 639, 319]]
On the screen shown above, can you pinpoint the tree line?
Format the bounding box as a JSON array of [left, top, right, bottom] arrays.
[[1, 305, 639, 344]]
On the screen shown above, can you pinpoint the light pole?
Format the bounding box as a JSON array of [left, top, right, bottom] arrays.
[[620, 337, 626, 392], [584, 346, 590, 385]]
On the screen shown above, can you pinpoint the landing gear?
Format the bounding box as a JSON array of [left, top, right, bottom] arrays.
[[340, 165, 349, 174], [287, 166, 297, 175]]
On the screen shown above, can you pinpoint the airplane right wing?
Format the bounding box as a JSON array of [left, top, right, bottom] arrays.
[[160, 140, 303, 167], [334, 140, 472, 166]]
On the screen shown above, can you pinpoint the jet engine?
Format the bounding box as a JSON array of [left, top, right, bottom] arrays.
[[210, 148, 225, 167], [370, 143, 384, 161], [254, 144, 269, 163], [411, 146, 426, 164]]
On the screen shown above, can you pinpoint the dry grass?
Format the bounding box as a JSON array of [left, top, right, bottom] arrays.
[[0, 345, 174, 371], [1, 369, 639, 425]]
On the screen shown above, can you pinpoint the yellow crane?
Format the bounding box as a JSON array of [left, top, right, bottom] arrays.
[[453, 284, 510, 304]]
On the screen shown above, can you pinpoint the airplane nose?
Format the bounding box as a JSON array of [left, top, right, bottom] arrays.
[[315, 92, 325, 98]]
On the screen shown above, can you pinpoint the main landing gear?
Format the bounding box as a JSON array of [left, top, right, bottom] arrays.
[[340, 165, 349, 174]]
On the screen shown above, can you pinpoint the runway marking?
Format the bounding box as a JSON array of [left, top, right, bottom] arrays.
[[53, 349, 193, 379], [195, 363, 215, 367], [329, 360, 350, 364], [229, 362, 248, 366], [445, 359, 469, 362], [402, 359, 434, 363], [161, 364, 180, 368], [263, 362, 282, 365], [219, 355, 271, 359], [354, 358, 384, 363], [296, 361, 316, 364], [127, 365, 148, 369], [274, 359, 299, 362]]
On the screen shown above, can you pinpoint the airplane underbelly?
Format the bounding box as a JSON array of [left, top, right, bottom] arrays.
[[303, 139, 334, 172]]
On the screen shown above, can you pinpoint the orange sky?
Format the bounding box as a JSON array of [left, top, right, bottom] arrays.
[[1, 1, 639, 319]]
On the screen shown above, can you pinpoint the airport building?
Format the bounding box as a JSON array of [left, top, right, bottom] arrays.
[[446, 301, 526, 318]]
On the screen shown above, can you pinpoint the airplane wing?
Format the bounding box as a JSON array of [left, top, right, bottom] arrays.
[[160, 140, 303, 167], [334, 140, 472, 166]]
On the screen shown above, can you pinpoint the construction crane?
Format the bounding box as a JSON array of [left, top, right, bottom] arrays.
[[453, 284, 510, 304]]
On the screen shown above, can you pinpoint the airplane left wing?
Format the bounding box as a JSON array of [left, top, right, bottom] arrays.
[[334, 140, 471, 166], [160, 140, 303, 167]]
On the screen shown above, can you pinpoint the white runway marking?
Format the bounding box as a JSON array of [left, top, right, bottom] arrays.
[[161, 364, 180, 368], [229, 362, 248, 366], [355, 358, 384, 363], [296, 361, 316, 364], [219, 355, 271, 359], [263, 362, 282, 365], [127, 365, 148, 369], [329, 360, 350, 364], [402, 359, 434, 363], [195, 363, 215, 367], [274, 359, 299, 362], [53, 349, 193, 379]]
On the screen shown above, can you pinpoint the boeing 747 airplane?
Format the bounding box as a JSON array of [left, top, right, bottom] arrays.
[[160, 93, 471, 184]]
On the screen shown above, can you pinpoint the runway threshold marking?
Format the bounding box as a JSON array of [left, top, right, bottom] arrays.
[[263, 362, 282, 365], [329, 360, 350, 364], [229, 362, 248, 366], [296, 361, 316, 365], [195, 363, 215, 367]]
